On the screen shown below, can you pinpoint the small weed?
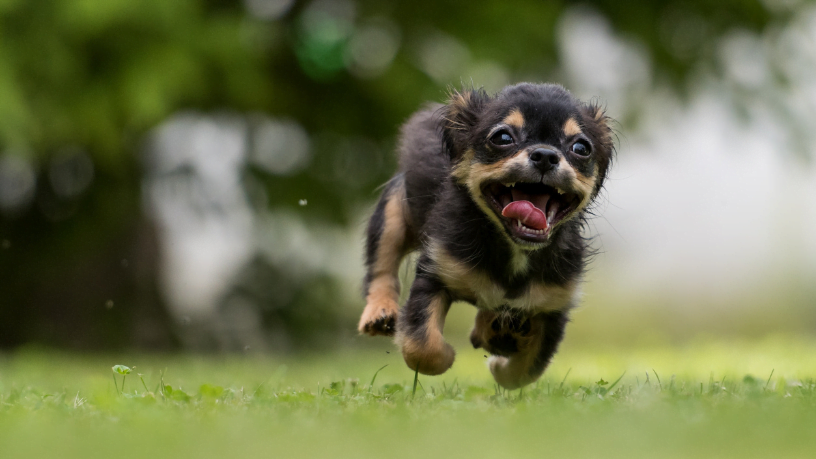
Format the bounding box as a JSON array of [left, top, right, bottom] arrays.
[[111, 365, 131, 395]]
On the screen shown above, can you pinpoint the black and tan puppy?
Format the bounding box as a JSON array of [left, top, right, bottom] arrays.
[[359, 83, 613, 389]]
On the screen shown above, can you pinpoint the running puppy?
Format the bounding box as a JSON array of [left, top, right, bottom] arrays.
[[359, 83, 614, 389]]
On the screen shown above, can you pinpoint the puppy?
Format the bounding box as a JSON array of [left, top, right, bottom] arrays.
[[359, 83, 613, 389]]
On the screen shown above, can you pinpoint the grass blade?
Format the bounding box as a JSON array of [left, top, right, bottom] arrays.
[[412, 367, 419, 398], [368, 364, 388, 392], [558, 368, 572, 390], [764, 369, 775, 391], [607, 371, 626, 393]]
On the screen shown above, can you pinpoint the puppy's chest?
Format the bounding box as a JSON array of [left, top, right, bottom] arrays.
[[432, 250, 576, 312]]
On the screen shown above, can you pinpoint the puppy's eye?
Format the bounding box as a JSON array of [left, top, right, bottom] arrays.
[[570, 140, 591, 156], [489, 130, 514, 146]]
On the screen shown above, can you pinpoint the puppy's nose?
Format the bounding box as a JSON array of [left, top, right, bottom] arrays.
[[529, 148, 560, 173]]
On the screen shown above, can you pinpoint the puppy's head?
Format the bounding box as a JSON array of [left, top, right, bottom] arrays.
[[442, 83, 614, 249]]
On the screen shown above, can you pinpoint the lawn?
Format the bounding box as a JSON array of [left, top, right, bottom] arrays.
[[1, 335, 815, 459]]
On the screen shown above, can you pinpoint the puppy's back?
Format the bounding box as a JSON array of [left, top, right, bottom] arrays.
[[397, 104, 450, 233]]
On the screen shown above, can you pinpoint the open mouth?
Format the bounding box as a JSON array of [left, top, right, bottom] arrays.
[[483, 181, 581, 243]]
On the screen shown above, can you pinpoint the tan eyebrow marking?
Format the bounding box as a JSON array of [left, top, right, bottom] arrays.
[[503, 109, 525, 129], [563, 118, 582, 137]]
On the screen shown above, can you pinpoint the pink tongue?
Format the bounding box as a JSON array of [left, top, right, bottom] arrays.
[[501, 200, 548, 230]]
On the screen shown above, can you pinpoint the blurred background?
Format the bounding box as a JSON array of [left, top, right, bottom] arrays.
[[0, 0, 814, 353]]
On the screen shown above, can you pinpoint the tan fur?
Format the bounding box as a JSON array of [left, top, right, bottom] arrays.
[[489, 338, 542, 389], [396, 295, 455, 375], [467, 154, 526, 184], [359, 184, 409, 335], [452, 143, 600, 265], [469, 309, 537, 351], [430, 241, 576, 312], [503, 109, 525, 129], [508, 246, 530, 275], [358, 276, 400, 333], [447, 90, 472, 122], [461, 181, 511, 247], [469, 308, 497, 347], [536, 159, 598, 236], [453, 149, 533, 262], [468, 309, 549, 389], [429, 241, 501, 303], [563, 117, 582, 137], [451, 148, 476, 182], [570, 164, 599, 210]]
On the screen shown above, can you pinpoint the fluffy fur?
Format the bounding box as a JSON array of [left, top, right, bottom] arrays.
[[359, 83, 614, 388]]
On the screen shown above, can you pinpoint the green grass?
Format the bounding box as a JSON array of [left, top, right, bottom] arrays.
[[2, 335, 816, 459]]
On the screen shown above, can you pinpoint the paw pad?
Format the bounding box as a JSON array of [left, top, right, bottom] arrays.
[[363, 311, 396, 336]]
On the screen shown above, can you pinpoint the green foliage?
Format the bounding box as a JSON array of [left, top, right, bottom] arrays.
[[162, 385, 191, 402], [8, 360, 813, 411], [0, 0, 776, 165], [198, 384, 224, 399], [111, 365, 131, 375], [0, 0, 269, 164]]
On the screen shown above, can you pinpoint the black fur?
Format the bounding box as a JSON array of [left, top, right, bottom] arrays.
[[399, 257, 449, 342], [361, 83, 614, 387], [529, 311, 569, 379], [361, 175, 411, 298], [362, 187, 388, 296]]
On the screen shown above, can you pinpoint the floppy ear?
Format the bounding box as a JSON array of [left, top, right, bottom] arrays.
[[441, 88, 490, 161]]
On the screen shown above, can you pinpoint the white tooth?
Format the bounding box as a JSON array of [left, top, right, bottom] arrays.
[[517, 219, 522, 228], [508, 182, 516, 188], [547, 207, 557, 224]]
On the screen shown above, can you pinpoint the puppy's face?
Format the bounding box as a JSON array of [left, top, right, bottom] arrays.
[[443, 84, 613, 249]]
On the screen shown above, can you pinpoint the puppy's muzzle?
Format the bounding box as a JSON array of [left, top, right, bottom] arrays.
[[529, 148, 560, 173]]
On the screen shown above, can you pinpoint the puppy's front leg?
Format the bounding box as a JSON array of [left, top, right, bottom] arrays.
[[396, 264, 455, 375], [359, 178, 411, 336]]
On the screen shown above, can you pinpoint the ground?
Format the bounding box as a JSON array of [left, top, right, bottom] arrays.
[[1, 335, 815, 459]]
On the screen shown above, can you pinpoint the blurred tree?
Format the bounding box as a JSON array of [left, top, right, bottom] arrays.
[[0, 0, 778, 350], [0, 0, 272, 349]]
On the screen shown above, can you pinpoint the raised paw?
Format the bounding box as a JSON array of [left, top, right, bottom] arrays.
[[398, 334, 455, 375], [358, 301, 399, 336], [470, 308, 536, 357]]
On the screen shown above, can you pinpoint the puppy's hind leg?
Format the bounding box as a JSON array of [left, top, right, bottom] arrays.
[[359, 176, 413, 336]]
